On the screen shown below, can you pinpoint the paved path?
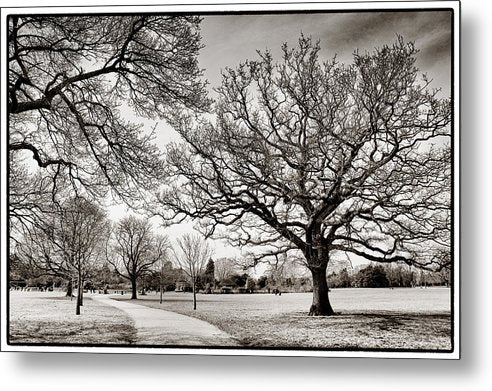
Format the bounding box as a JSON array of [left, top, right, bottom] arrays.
[[92, 295, 239, 346]]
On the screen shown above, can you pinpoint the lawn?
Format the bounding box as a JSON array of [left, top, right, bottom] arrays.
[[116, 287, 452, 351], [8, 288, 452, 350], [9, 291, 137, 345]]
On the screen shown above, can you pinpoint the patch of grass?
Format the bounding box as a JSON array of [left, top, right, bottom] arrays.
[[9, 291, 137, 345], [117, 289, 451, 350]]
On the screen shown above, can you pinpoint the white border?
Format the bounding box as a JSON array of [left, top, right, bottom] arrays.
[[0, 0, 460, 359]]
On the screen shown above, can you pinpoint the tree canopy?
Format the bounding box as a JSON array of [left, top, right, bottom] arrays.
[[156, 36, 452, 315], [107, 215, 169, 299], [13, 197, 109, 314], [174, 233, 213, 309], [8, 15, 210, 232]]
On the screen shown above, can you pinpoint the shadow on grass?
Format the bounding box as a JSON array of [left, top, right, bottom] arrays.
[[10, 295, 138, 345]]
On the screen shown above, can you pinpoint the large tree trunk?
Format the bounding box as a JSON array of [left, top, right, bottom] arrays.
[[131, 278, 137, 299], [309, 267, 335, 316]]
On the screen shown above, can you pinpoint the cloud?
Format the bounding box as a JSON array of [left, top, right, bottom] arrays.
[[200, 10, 452, 94]]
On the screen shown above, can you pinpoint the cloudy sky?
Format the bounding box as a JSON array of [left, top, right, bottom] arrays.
[[116, 10, 453, 264], [150, 10, 452, 149], [199, 11, 452, 94]]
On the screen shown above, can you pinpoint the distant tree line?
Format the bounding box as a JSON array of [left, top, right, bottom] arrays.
[[328, 264, 451, 289]]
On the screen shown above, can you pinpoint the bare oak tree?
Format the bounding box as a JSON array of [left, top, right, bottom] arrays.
[[174, 233, 213, 310], [8, 15, 210, 230], [15, 197, 109, 315], [108, 216, 169, 299], [156, 37, 452, 315]]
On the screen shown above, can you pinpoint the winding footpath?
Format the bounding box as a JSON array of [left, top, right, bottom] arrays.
[[92, 295, 239, 346]]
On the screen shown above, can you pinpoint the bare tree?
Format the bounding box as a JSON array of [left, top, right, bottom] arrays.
[[156, 36, 452, 315], [108, 216, 169, 299], [174, 233, 213, 310], [8, 15, 210, 231], [15, 197, 109, 315], [265, 253, 302, 286], [152, 260, 175, 304], [214, 257, 238, 285]]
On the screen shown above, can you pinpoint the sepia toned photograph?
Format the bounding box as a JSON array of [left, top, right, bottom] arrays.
[[1, 1, 459, 358]]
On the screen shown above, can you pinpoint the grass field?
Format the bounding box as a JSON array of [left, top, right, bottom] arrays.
[[117, 288, 452, 350], [9, 291, 137, 345], [8, 288, 452, 350]]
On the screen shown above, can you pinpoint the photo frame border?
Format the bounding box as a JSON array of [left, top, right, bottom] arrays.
[[0, 0, 461, 359]]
